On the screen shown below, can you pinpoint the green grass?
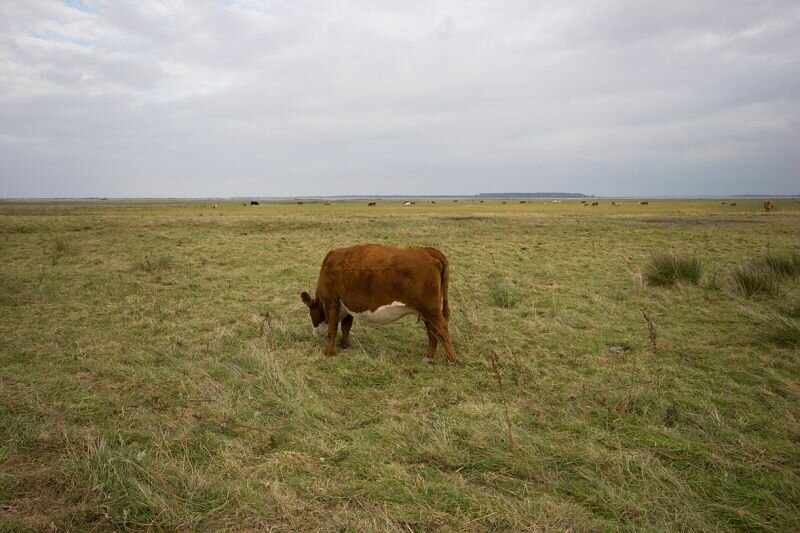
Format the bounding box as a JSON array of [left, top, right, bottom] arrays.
[[733, 262, 783, 298], [764, 251, 800, 278], [645, 253, 703, 286], [1, 198, 800, 530], [487, 273, 517, 308], [133, 253, 174, 273]]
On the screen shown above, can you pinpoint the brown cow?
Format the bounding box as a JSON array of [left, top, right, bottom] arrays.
[[250, 201, 260, 206], [368, 202, 376, 207], [591, 201, 599, 206], [639, 201, 649, 205], [301, 244, 456, 363], [298, 201, 304, 205], [763, 200, 774, 212], [730, 202, 737, 206], [611, 201, 621, 206]]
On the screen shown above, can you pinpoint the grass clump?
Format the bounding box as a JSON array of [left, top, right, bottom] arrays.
[[765, 315, 800, 346], [644, 253, 703, 286], [763, 252, 800, 278], [49, 236, 78, 264], [134, 253, 174, 273], [732, 263, 782, 298], [487, 273, 517, 308]]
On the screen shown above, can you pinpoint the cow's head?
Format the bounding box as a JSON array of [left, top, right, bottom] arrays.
[[300, 291, 327, 337]]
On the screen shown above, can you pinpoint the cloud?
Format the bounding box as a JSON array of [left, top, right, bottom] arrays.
[[1, 0, 798, 197]]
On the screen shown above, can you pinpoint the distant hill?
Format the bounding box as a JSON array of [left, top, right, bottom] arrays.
[[476, 192, 590, 199]]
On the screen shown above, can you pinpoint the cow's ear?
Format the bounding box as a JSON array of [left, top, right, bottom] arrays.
[[300, 291, 313, 306]]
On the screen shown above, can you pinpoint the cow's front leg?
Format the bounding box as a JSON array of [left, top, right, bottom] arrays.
[[340, 315, 353, 349], [323, 300, 340, 356]]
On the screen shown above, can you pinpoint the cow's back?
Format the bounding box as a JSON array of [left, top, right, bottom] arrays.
[[318, 244, 445, 313]]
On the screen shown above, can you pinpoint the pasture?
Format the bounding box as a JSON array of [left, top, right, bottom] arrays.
[[1, 198, 799, 530]]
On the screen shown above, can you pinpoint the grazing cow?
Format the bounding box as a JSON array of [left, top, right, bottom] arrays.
[[479, 200, 484, 203], [250, 201, 260, 206], [431, 201, 437, 205], [591, 201, 599, 206], [298, 201, 304, 205], [453, 200, 459, 202], [721, 201, 727, 205], [520, 200, 527, 204], [639, 201, 649, 205], [325, 201, 331, 206], [368, 202, 376, 207], [730, 202, 737, 206], [611, 201, 621, 206], [301, 244, 456, 362], [763, 200, 774, 212], [502, 201, 507, 204]]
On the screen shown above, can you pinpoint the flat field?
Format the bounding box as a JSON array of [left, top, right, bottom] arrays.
[[1, 198, 799, 531]]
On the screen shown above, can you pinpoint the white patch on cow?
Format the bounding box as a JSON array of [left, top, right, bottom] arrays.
[[313, 321, 327, 337], [342, 301, 414, 326]]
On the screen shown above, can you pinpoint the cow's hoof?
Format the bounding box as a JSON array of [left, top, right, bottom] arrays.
[[422, 357, 435, 364], [339, 341, 351, 349]]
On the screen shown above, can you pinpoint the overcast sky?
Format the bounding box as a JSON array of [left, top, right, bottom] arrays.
[[1, 0, 798, 198]]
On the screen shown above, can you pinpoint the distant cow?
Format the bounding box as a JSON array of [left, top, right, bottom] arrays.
[[297, 201, 304, 205], [431, 201, 436, 205], [721, 201, 727, 205], [520, 200, 527, 204], [301, 244, 456, 362], [325, 201, 331, 206], [368, 202, 376, 207], [212, 203, 218, 209], [403, 201, 413, 206], [730, 202, 737, 206], [763, 200, 774, 212], [479, 200, 484, 203], [639, 201, 649, 205], [611, 201, 621, 206], [250, 201, 260, 206], [591, 201, 599, 206]]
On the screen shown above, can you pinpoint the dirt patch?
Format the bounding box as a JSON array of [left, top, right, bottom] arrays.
[[639, 218, 765, 225], [440, 216, 490, 221]]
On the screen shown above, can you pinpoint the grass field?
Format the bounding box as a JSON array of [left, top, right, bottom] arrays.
[[1, 198, 799, 531]]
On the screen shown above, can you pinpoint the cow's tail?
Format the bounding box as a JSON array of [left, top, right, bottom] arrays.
[[425, 247, 450, 320]]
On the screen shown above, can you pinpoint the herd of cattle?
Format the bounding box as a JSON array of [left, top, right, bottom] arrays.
[[225, 199, 779, 212]]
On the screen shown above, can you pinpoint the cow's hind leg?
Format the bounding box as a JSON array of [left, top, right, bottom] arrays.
[[340, 315, 353, 349], [423, 321, 438, 363], [431, 316, 457, 363]]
